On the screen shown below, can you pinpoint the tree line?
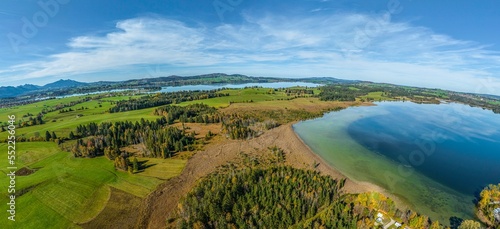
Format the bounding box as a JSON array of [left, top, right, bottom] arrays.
[[221, 114, 258, 140], [319, 83, 500, 115], [449, 94, 500, 114], [176, 166, 357, 229], [153, 103, 222, 124], [477, 183, 500, 228], [175, 165, 470, 229], [62, 117, 196, 160], [319, 85, 378, 101], [109, 90, 228, 113]]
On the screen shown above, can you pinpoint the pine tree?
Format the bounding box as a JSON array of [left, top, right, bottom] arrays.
[[45, 131, 51, 141], [133, 157, 139, 173]]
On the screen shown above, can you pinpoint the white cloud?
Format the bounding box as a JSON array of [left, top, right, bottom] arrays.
[[2, 14, 500, 95]]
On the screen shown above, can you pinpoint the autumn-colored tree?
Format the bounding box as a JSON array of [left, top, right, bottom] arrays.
[[477, 183, 500, 226], [458, 220, 481, 229]]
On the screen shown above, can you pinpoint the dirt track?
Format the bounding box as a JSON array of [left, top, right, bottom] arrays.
[[136, 122, 400, 229]]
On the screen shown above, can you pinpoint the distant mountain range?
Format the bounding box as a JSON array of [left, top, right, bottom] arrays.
[[42, 79, 87, 89], [0, 79, 87, 98], [0, 74, 358, 99]]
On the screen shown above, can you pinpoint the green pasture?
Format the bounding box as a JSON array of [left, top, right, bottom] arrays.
[[0, 96, 159, 140], [0, 86, 318, 228], [0, 142, 186, 228], [358, 91, 395, 102], [180, 87, 294, 107], [0, 96, 90, 120]]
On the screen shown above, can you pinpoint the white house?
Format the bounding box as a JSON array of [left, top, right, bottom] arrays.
[[376, 212, 384, 223], [494, 208, 500, 221]]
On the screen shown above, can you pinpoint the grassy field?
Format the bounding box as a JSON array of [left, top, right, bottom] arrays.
[[0, 86, 332, 228], [180, 87, 303, 107], [0, 95, 159, 140], [0, 96, 91, 121], [358, 91, 395, 102], [0, 88, 294, 228], [490, 100, 500, 105], [0, 142, 186, 228], [0, 87, 311, 139]]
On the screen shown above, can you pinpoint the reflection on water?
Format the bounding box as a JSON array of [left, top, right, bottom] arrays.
[[294, 102, 500, 223]]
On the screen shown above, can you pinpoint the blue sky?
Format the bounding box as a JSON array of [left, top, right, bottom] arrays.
[[1, 0, 500, 95]]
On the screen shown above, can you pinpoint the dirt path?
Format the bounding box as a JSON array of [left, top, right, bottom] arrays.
[[136, 123, 403, 229]]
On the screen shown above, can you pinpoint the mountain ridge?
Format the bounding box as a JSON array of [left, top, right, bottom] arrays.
[[0, 74, 356, 98]]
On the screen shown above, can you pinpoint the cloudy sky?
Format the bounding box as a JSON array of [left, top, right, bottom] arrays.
[[1, 0, 500, 95]]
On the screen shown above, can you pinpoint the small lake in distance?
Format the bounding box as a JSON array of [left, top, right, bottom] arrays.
[[48, 82, 322, 100], [294, 101, 500, 223]]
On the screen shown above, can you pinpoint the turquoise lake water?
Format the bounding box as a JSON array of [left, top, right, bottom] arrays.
[[293, 101, 500, 223]]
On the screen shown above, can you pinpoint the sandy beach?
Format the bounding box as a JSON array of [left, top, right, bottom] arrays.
[[286, 123, 407, 207], [137, 123, 406, 228]]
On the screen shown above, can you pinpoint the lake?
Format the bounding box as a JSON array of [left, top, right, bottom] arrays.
[[53, 82, 321, 99], [293, 101, 500, 223], [158, 82, 322, 92]]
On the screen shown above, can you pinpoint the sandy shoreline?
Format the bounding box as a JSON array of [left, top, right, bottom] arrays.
[[286, 124, 388, 192], [137, 122, 407, 228], [287, 122, 408, 209]]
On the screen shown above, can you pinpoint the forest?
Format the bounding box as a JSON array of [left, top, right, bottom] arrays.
[[153, 103, 221, 124], [220, 114, 259, 140], [176, 166, 357, 228], [477, 184, 500, 228], [4, 74, 500, 229], [62, 117, 195, 160], [109, 90, 228, 113], [319, 85, 378, 101], [319, 83, 500, 114], [175, 166, 450, 229], [319, 84, 442, 102]]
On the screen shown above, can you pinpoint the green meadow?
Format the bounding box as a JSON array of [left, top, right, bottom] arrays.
[[0, 95, 158, 140], [0, 93, 186, 228], [0, 87, 316, 228], [180, 87, 303, 107], [357, 91, 395, 101], [0, 142, 186, 228], [0, 88, 303, 139]]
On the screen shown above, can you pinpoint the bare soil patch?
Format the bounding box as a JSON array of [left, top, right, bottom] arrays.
[[17, 167, 37, 176]]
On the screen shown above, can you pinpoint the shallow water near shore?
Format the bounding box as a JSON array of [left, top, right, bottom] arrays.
[[293, 101, 500, 223]]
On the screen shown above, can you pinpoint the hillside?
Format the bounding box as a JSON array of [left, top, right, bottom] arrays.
[[0, 73, 357, 100], [0, 77, 497, 229], [0, 79, 87, 98], [0, 84, 41, 98], [42, 79, 87, 89]]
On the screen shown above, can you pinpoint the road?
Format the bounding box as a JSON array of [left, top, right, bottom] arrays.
[[384, 219, 396, 229]]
